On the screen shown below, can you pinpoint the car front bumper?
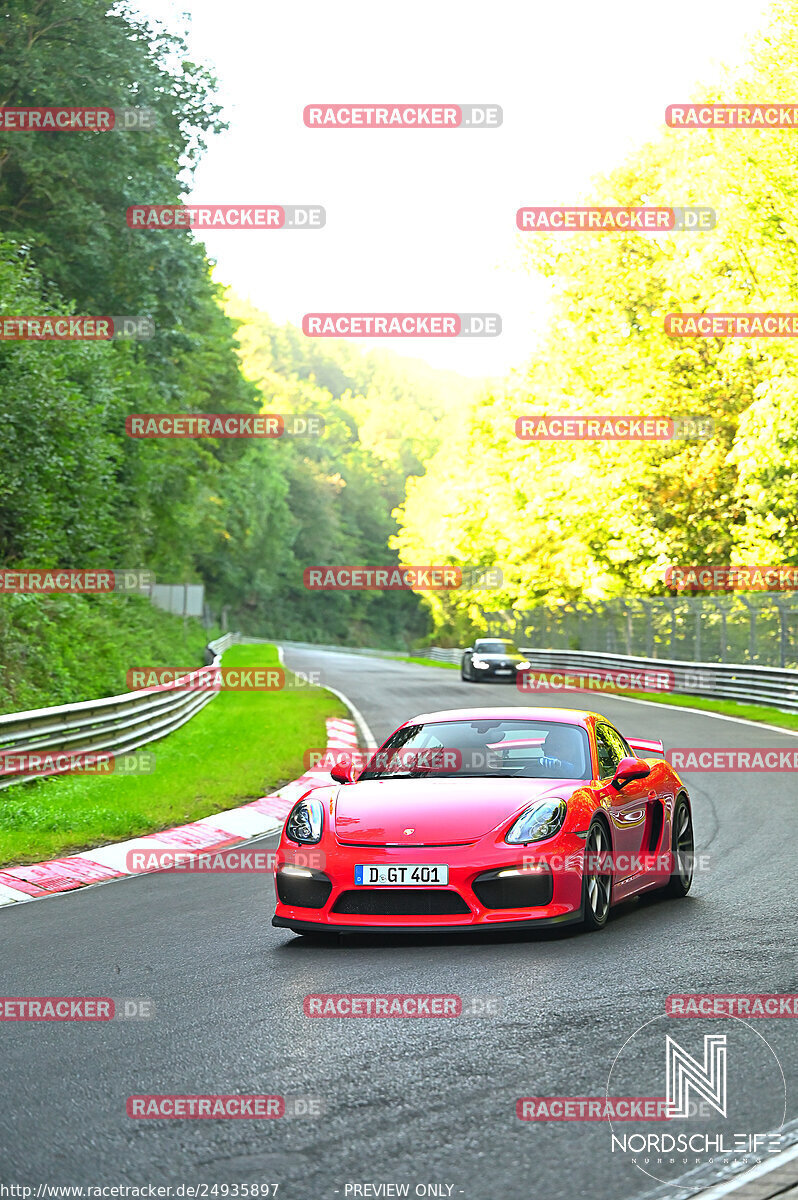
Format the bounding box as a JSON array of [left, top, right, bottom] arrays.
[[471, 665, 523, 681], [272, 910, 583, 934], [272, 834, 586, 932]]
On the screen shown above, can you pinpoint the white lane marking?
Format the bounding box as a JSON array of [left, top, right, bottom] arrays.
[[0, 881, 31, 905], [0, 707, 352, 906], [656, 1134, 798, 1199], [191, 809, 277, 838], [0, 821, 288, 907], [72, 836, 170, 873], [283, 645, 798, 740], [276, 644, 378, 748], [319, 685, 378, 749], [586, 691, 798, 738]]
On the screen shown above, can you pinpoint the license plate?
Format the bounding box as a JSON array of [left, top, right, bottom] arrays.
[[495, 668, 512, 675], [355, 864, 449, 886]]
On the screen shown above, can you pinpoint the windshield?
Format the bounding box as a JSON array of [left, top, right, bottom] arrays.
[[475, 640, 518, 654], [359, 718, 592, 781]]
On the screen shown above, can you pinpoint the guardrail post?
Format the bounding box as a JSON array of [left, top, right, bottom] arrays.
[[711, 599, 731, 664], [513, 645, 798, 712], [605, 602, 617, 654], [641, 600, 653, 658], [777, 600, 789, 669], [620, 601, 632, 657], [584, 601, 599, 652], [0, 632, 239, 790], [738, 596, 757, 663], [668, 600, 677, 659]]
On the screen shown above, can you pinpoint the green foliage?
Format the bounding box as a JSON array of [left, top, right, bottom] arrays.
[[0, 643, 347, 865], [208, 298, 472, 645], [0, 593, 214, 713], [0, 0, 470, 665], [0, 0, 260, 582], [394, 1, 798, 637]]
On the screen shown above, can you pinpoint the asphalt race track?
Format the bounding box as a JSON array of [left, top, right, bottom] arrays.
[[2, 647, 797, 1200]]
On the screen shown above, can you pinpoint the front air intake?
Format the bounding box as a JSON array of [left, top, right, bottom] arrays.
[[332, 888, 470, 916]]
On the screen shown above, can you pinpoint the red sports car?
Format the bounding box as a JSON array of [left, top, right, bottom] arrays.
[[271, 707, 694, 936]]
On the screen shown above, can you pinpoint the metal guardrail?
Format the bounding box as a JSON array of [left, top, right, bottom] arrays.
[[419, 644, 798, 712], [481, 595, 798, 670], [514, 647, 798, 713], [254, 638, 408, 659], [419, 647, 462, 664], [252, 639, 798, 710], [0, 632, 237, 789]]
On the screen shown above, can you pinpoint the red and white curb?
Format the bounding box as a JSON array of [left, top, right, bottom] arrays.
[[0, 717, 359, 907]]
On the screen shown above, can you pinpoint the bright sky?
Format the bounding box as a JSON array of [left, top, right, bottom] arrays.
[[140, 0, 770, 377]]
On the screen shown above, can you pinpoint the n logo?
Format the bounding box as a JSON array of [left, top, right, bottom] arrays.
[[666, 1034, 727, 1118]]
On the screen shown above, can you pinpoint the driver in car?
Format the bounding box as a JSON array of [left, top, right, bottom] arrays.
[[538, 726, 583, 777]]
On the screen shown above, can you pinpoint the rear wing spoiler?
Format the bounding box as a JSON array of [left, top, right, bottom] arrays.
[[626, 736, 664, 758]]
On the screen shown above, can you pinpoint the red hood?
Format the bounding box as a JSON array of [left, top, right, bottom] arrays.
[[333, 776, 576, 846]]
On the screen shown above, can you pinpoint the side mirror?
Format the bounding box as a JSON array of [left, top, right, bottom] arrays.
[[463, 646, 474, 653], [330, 761, 356, 785], [611, 756, 651, 790]]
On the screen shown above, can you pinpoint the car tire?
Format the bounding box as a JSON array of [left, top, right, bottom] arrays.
[[664, 794, 694, 898], [581, 818, 612, 931], [461, 660, 472, 681]]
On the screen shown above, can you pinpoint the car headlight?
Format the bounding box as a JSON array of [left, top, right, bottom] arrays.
[[471, 657, 490, 669], [515, 660, 531, 670], [505, 799, 567, 844], [286, 796, 324, 844]]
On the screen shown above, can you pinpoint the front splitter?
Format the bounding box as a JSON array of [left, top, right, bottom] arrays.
[[272, 909, 583, 935]]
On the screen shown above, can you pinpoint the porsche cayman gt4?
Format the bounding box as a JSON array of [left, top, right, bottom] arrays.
[[271, 707, 694, 936]]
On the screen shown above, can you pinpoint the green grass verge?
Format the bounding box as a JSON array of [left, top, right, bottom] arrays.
[[609, 687, 798, 731], [0, 593, 217, 713], [399, 654, 798, 731], [400, 655, 459, 670], [0, 643, 347, 866]]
